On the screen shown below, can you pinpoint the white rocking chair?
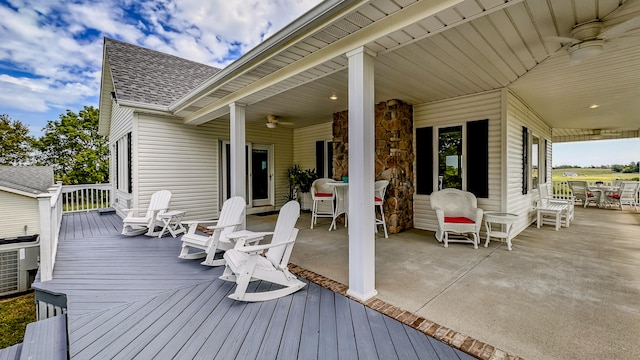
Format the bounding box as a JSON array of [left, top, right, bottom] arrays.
[[220, 200, 305, 302], [178, 196, 245, 266], [121, 190, 172, 236]]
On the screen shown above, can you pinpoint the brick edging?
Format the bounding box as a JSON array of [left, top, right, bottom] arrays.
[[288, 263, 524, 360]]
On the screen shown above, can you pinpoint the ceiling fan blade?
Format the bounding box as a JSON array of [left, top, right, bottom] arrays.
[[278, 121, 295, 126], [600, 15, 640, 39], [543, 36, 580, 44]]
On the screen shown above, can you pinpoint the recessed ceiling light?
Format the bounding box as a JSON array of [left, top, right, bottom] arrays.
[[329, 93, 338, 100], [589, 104, 599, 109]]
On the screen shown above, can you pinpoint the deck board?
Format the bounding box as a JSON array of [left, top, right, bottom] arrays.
[[33, 212, 475, 359]]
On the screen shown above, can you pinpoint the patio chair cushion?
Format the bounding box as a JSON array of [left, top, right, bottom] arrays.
[[374, 196, 383, 202], [315, 192, 334, 197], [608, 193, 621, 199], [586, 193, 595, 197], [444, 216, 475, 224]]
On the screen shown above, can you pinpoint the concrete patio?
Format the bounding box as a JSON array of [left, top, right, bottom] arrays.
[[247, 204, 640, 360]]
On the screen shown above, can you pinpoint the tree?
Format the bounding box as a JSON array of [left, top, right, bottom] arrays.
[[0, 114, 35, 165], [34, 106, 109, 184]]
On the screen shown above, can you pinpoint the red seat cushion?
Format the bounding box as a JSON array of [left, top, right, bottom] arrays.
[[586, 193, 594, 197], [444, 217, 475, 224], [315, 193, 333, 197], [374, 197, 383, 202], [608, 194, 620, 199]]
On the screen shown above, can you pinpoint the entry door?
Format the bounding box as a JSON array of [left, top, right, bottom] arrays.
[[221, 142, 273, 207], [250, 144, 273, 206]]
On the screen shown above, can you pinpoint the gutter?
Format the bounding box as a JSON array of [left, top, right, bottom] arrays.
[[169, 0, 361, 112]]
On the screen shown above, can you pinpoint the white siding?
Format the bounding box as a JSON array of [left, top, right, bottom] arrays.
[[505, 90, 552, 234], [108, 101, 134, 215], [413, 90, 502, 232], [293, 122, 333, 170], [133, 114, 294, 221], [0, 192, 39, 238]]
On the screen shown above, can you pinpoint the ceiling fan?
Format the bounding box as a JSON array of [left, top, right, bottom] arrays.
[[590, 128, 625, 139], [546, 4, 640, 61], [265, 115, 294, 129]]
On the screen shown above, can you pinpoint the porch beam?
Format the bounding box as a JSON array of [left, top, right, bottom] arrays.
[[182, 0, 463, 125], [346, 46, 377, 302]]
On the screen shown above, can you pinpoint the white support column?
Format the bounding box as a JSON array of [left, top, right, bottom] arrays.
[[229, 102, 247, 200], [345, 46, 377, 301]]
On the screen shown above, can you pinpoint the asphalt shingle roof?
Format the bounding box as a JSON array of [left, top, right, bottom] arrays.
[[104, 38, 220, 106], [0, 166, 54, 195]]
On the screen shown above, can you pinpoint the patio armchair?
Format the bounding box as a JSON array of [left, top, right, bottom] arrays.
[[606, 181, 640, 211], [430, 188, 483, 249], [121, 190, 172, 236], [178, 196, 246, 266], [535, 184, 572, 230], [567, 180, 600, 208], [220, 200, 305, 301]]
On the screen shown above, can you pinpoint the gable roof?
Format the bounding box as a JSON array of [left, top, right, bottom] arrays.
[[0, 166, 54, 197], [104, 38, 220, 107]]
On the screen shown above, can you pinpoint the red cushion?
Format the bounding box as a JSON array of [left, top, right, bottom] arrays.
[[586, 193, 594, 198], [315, 193, 333, 197], [444, 217, 475, 224], [374, 197, 383, 202], [608, 194, 620, 199]]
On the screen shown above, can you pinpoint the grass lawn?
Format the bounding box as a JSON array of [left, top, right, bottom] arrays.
[[553, 168, 639, 182], [0, 292, 36, 348]]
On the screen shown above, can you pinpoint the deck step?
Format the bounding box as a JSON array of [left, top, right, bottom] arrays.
[[19, 315, 67, 360], [0, 343, 22, 360]]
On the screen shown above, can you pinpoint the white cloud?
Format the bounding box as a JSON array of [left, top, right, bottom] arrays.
[[0, 0, 323, 132]]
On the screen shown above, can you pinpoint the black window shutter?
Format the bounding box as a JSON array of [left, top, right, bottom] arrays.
[[127, 133, 132, 194], [522, 126, 529, 195], [466, 119, 489, 198], [327, 142, 333, 179], [115, 142, 119, 189], [416, 127, 433, 194], [315, 141, 324, 178]]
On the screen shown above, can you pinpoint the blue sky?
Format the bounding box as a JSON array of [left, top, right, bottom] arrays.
[[0, 0, 323, 136], [1, 0, 637, 168]]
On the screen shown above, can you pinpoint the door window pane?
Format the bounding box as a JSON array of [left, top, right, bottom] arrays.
[[439, 126, 462, 190], [252, 149, 269, 200]]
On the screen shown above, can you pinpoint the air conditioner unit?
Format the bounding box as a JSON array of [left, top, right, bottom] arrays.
[[0, 235, 40, 297]]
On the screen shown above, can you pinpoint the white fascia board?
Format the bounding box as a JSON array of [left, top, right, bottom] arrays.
[[171, 0, 359, 113], [0, 186, 38, 198], [116, 100, 172, 114], [183, 0, 464, 125]]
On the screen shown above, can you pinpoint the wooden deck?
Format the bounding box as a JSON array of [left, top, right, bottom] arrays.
[[33, 211, 474, 359]]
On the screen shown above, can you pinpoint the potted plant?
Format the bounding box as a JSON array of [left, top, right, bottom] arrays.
[[286, 165, 317, 210]]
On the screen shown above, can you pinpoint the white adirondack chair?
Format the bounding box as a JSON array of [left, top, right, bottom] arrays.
[[121, 190, 172, 236], [178, 196, 246, 266], [220, 200, 305, 302]]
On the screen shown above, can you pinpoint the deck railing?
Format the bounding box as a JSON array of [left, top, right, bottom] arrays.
[[552, 180, 640, 202], [37, 182, 64, 282], [38, 183, 112, 281], [61, 183, 112, 213]]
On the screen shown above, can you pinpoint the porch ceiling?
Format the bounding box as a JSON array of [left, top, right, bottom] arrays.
[[179, 0, 640, 140]]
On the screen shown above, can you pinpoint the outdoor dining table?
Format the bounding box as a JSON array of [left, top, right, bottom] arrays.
[[592, 185, 619, 207], [326, 182, 348, 231]]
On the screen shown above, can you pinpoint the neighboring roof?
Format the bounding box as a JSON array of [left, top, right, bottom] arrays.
[[0, 166, 54, 196], [104, 38, 220, 107]]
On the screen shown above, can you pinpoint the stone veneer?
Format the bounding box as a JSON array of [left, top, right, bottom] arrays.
[[332, 99, 414, 234]]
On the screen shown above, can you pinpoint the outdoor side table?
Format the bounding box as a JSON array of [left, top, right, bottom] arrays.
[[483, 212, 519, 251], [157, 210, 186, 238]]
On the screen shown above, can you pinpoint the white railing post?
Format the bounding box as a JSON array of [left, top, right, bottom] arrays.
[[37, 182, 63, 282]]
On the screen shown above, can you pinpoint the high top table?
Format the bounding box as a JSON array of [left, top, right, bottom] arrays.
[[326, 182, 348, 231]]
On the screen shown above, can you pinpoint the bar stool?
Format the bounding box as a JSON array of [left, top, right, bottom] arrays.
[[310, 178, 336, 229], [374, 180, 389, 238]]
